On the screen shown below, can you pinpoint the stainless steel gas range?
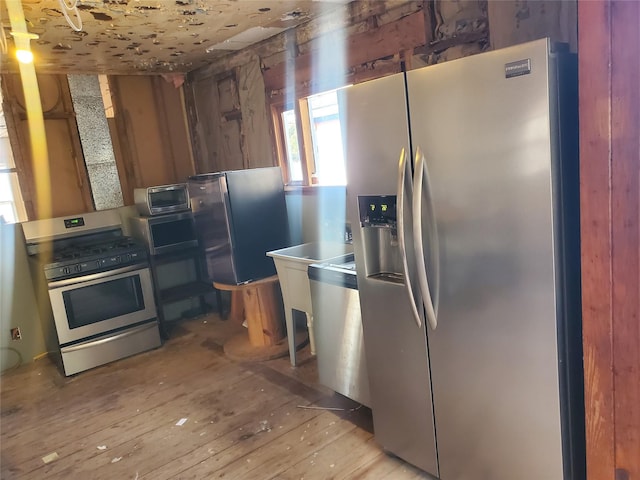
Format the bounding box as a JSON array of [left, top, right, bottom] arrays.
[[22, 210, 162, 376]]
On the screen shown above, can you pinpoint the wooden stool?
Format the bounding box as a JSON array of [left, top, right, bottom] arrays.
[[214, 276, 306, 361]]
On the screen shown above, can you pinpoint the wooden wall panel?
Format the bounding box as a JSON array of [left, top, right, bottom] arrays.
[[185, 75, 221, 174], [578, 1, 614, 476], [216, 73, 245, 171], [579, 1, 640, 479], [151, 77, 196, 182], [238, 57, 277, 169], [186, 2, 493, 174], [186, 71, 252, 174], [109, 75, 194, 203], [1, 74, 93, 219], [263, 11, 427, 97], [110, 76, 172, 191], [41, 120, 93, 216], [610, 1, 640, 477], [488, 0, 577, 51], [218, 120, 244, 171]]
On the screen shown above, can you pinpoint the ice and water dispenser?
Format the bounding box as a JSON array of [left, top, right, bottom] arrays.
[[357, 195, 405, 284]]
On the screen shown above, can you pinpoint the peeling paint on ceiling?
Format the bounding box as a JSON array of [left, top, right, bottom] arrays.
[[0, 0, 348, 75]]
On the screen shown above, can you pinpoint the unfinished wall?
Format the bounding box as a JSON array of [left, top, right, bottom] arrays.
[[185, 0, 576, 175], [579, 1, 640, 478], [186, 1, 428, 175], [109, 75, 196, 204], [186, 57, 276, 173], [1, 74, 94, 219], [238, 57, 277, 170], [488, 1, 577, 52]]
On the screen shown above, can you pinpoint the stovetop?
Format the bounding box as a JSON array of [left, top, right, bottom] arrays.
[[42, 236, 148, 282], [50, 237, 141, 263]]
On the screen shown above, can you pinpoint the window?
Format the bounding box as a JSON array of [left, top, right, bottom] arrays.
[[0, 92, 27, 224], [273, 89, 346, 186], [281, 109, 303, 183]]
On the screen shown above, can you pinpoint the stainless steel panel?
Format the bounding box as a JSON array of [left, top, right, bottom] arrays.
[[48, 266, 157, 345], [224, 167, 290, 282], [22, 209, 122, 243], [47, 263, 147, 288], [309, 277, 371, 407], [128, 212, 198, 255], [189, 168, 289, 284], [60, 320, 161, 376], [407, 38, 564, 479], [133, 184, 190, 216], [188, 175, 236, 283], [340, 74, 439, 476]]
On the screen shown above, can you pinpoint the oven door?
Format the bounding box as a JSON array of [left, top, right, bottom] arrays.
[[147, 212, 199, 255], [48, 265, 157, 345]]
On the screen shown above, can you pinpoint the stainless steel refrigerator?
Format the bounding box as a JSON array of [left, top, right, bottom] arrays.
[[188, 167, 291, 285], [340, 38, 585, 479]]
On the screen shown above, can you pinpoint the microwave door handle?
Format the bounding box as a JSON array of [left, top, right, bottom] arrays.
[[397, 148, 422, 328], [413, 148, 438, 330]]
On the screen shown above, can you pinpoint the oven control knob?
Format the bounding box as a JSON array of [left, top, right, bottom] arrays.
[[74, 264, 82, 273], [62, 267, 71, 275], [96, 260, 102, 269]]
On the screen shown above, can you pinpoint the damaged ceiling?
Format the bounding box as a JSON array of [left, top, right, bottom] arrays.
[[0, 0, 349, 75]]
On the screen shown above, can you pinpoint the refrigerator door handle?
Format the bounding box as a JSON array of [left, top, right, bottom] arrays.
[[396, 148, 423, 328], [413, 148, 439, 330]]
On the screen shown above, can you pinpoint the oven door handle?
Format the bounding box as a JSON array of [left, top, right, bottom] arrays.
[[48, 264, 147, 289], [62, 322, 158, 353]]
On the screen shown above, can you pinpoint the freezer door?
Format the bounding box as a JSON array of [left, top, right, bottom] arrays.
[[188, 174, 237, 284], [340, 73, 439, 476], [225, 167, 290, 283], [407, 38, 567, 479]]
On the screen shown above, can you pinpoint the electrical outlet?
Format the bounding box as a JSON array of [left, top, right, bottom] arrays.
[[10, 327, 22, 341]]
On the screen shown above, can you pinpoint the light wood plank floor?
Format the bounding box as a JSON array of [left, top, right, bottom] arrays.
[[1, 314, 432, 479]]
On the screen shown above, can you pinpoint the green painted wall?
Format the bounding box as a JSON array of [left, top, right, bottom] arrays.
[[0, 221, 46, 372]]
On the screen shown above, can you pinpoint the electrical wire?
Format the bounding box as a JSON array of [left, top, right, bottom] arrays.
[[58, 0, 83, 32]]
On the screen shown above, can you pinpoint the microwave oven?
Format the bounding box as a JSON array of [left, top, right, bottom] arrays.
[[129, 211, 198, 255], [134, 184, 190, 216]]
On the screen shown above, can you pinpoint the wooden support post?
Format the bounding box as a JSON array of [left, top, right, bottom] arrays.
[[215, 276, 299, 361]]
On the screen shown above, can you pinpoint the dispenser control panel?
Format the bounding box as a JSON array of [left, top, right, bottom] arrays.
[[358, 195, 397, 227]]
